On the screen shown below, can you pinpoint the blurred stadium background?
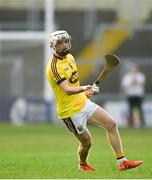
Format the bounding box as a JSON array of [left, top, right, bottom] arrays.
[[0, 0, 152, 127]]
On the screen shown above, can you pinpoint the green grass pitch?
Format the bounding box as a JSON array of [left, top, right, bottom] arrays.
[[0, 123, 151, 179]]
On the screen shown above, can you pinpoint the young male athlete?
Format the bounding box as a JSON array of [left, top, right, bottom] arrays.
[[46, 30, 143, 171]]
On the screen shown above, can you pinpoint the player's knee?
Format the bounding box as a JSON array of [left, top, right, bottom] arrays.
[[107, 119, 117, 131]]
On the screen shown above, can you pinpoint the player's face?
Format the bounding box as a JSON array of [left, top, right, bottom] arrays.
[[55, 39, 70, 56]]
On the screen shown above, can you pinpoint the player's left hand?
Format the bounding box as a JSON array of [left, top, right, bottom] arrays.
[[85, 89, 94, 99], [92, 83, 100, 94]]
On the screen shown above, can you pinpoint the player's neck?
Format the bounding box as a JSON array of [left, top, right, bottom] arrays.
[[54, 53, 66, 60]]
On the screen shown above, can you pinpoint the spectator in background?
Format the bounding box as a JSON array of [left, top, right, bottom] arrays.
[[121, 64, 146, 127]]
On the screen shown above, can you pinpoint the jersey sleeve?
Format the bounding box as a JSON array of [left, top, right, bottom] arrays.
[[51, 62, 66, 84]]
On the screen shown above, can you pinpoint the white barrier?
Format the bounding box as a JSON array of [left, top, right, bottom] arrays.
[[104, 101, 152, 127]]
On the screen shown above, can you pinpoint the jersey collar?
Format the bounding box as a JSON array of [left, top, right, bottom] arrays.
[[53, 54, 63, 60]]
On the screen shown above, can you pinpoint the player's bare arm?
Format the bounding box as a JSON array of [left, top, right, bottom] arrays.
[[59, 79, 92, 95]]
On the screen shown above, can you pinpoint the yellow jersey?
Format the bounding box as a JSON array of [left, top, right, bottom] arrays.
[[46, 54, 87, 119]]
